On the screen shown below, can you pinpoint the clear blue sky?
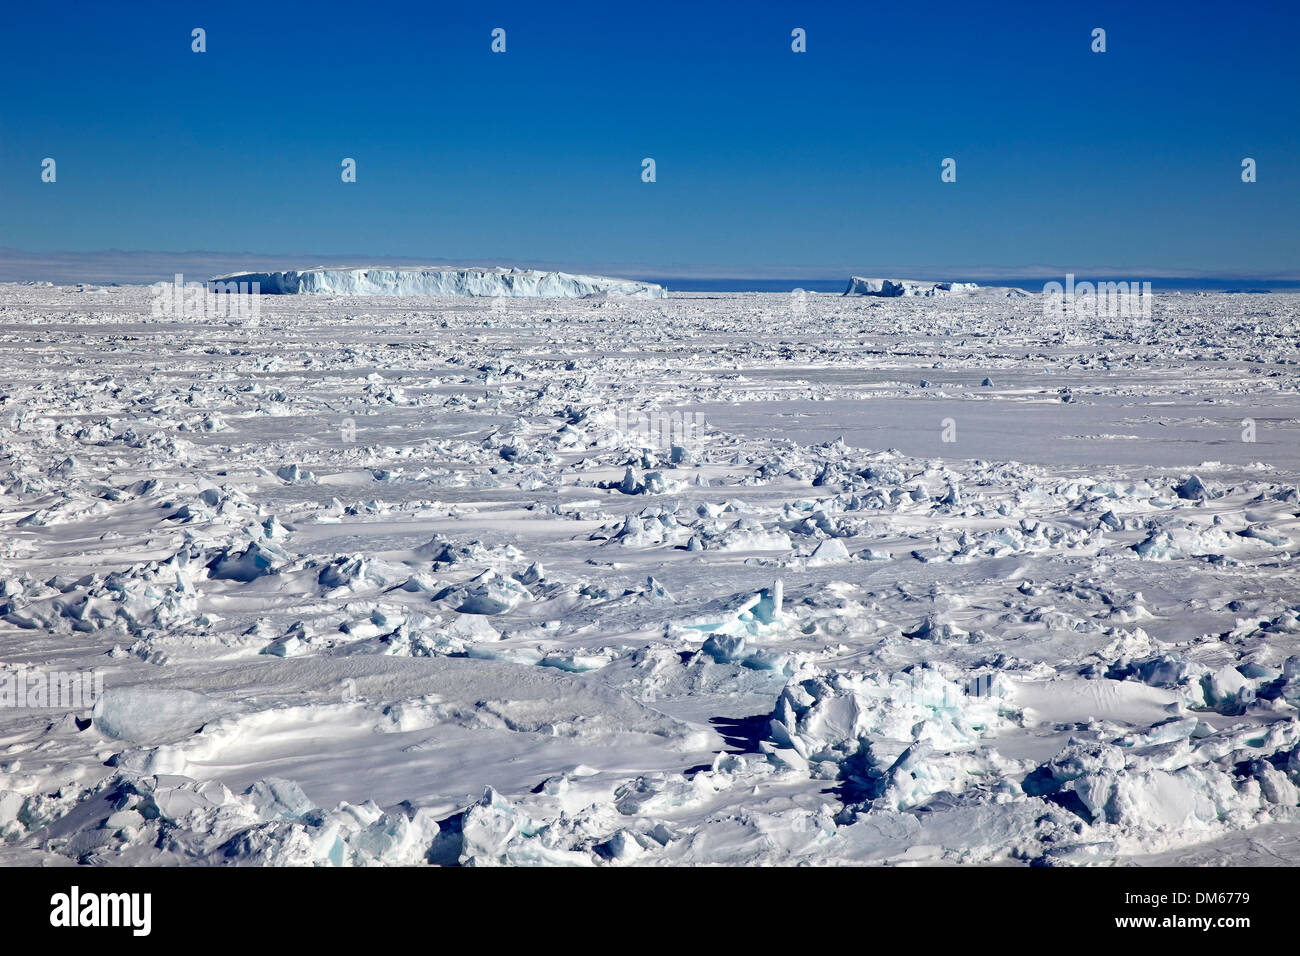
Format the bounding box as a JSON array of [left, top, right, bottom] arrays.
[[1, 0, 1297, 279]]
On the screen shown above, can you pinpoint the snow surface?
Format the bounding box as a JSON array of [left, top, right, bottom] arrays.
[[211, 267, 667, 299], [0, 283, 1298, 866]]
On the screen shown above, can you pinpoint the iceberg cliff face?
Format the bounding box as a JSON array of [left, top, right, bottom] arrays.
[[843, 277, 979, 297], [209, 267, 667, 299]]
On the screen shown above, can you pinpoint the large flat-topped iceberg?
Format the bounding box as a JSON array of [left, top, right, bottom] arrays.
[[210, 267, 667, 299], [843, 277, 979, 297]]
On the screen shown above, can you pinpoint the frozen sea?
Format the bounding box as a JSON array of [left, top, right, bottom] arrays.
[[1, 283, 1298, 866]]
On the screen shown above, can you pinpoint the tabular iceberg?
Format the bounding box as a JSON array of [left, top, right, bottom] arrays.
[[843, 277, 979, 297], [209, 267, 667, 299]]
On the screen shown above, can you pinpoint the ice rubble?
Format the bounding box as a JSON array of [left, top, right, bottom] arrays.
[[2, 281, 1300, 867], [75, 773, 442, 866], [210, 267, 667, 299], [415, 662, 1300, 865], [764, 666, 1020, 811]]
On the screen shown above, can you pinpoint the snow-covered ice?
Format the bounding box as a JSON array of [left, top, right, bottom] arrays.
[[1, 282, 1298, 866]]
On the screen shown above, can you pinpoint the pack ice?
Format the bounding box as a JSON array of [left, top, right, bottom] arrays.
[[211, 267, 667, 299], [1, 281, 1298, 866]]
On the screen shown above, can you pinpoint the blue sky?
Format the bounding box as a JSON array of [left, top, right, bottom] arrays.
[[1, 0, 1297, 280]]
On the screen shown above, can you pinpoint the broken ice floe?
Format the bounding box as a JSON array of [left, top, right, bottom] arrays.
[[4, 282, 1300, 867]]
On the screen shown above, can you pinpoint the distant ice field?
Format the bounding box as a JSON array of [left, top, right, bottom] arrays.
[[0, 284, 1297, 866]]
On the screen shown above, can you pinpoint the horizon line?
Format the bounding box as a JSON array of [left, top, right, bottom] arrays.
[[1, 248, 1297, 287]]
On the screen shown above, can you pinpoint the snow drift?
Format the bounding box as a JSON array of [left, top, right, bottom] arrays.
[[209, 267, 667, 299]]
